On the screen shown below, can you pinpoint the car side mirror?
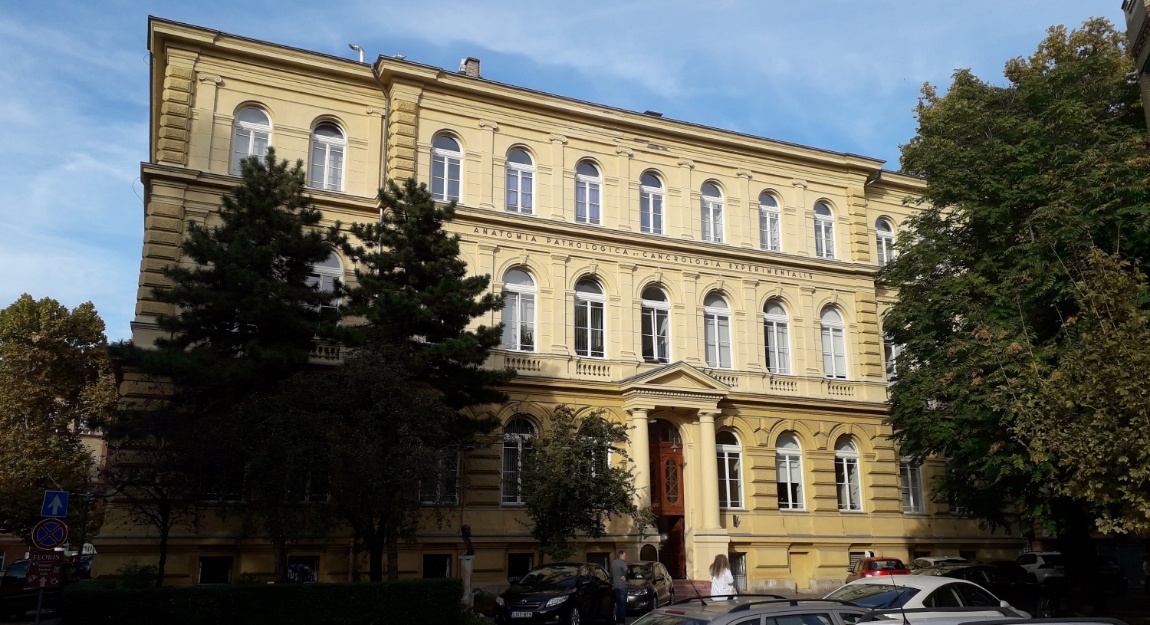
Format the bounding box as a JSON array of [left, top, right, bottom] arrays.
[[999, 600, 1011, 609], [508, 576, 521, 585]]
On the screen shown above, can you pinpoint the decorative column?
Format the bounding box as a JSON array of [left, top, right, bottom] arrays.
[[549, 134, 567, 219], [697, 411, 721, 530], [737, 169, 754, 248], [615, 147, 634, 231], [628, 408, 652, 510], [676, 158, 695, 239]]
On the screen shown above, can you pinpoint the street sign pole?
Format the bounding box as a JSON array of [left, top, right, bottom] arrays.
[[34, 578, 45, 625]]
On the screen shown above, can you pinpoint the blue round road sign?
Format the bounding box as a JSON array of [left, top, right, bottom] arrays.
[[31, 518, 68, 551]]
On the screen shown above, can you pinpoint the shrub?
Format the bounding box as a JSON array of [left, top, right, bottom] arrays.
[[115, 563, 158, 589], [58, 578, 463, 625]]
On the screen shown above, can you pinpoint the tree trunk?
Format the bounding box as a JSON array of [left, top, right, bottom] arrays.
[[367, 533, 385, 582], [273, 537, 290, 584], [386, 525, 399, 582], [156, 520, 170, 588], [1054, 498, 1107, 615]]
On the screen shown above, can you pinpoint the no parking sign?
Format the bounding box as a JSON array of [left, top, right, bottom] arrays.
[[31, 518, 68, 551]]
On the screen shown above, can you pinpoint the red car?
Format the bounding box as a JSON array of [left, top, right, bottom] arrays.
[[845, 557, 911, 583]]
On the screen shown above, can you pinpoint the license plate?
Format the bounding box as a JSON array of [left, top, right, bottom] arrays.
[[511, 611, 533, 618]]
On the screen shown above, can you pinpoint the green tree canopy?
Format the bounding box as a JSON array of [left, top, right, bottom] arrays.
[[0, 294, 115, 537], [884, 18, 1150, 538], [520, 406, 651, 561]]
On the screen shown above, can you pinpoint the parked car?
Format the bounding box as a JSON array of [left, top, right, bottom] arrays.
[[911, 556, 968, 570], [494, 562, 615, 625], [633, 596, 870, 625], [624, 560, 675, 614], [1015, 552, 1064, 584], [0, 560, 62, 622], [846, 557, 912, 583], [915, 563, 1060, 617], [824, 575, 1031, 619], [1094, 556, 1128, 596]]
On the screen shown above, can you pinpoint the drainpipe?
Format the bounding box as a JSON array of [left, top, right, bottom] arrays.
[[371, 61, 391, 191]]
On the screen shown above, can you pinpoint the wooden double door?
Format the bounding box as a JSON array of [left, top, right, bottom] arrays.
[[649, 420, 685, 578]]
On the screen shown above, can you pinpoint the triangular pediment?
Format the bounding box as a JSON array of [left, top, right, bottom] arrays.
[[621, 361, 730, 394]]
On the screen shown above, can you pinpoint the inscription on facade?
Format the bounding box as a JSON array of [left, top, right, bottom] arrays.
[[469, 227, 814, 279]]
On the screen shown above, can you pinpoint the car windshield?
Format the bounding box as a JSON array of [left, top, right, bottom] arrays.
[[631, 614, 707, 625], [628, 564, 656, 580], [518, 565, 580, 588], [826, 584, 920, 608]]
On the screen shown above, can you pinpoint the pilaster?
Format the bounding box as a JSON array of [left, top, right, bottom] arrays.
[[478, 120, 499, 209], [737, 169, 754, 248], [549, 134, 567, 219]]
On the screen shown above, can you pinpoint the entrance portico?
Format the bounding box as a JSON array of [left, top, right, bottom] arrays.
[[621, 363, 733, 580]]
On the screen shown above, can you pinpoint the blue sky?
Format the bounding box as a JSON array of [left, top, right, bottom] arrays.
[[0, 0, 1126, 342]]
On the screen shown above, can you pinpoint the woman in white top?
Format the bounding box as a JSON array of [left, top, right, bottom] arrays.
[[709, 553, 735, 599]]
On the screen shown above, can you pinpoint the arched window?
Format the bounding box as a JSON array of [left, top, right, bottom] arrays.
[[575, 160, 601, 225], [305, 252, 343, 315], [716, 431, 743, 509], [763, 300, 791, 375], [876, 218, 895, 267], [820, 307, 847, 379], [814, 202, 835, 259], [900, 456, 924, 514], [835, 435, 862, 511], [759, 192, 781, 252], [420, 449, 460, 505], [641, 285, 671, 363], [703, 292, 732, 369], [701, 182, 724, 243], [502, 418, 536, 504], [775, 433, 804, 510], [506, 148, 534, 214], [309, 122, 345, 191], [230, 107, 270, 175], [501, 269, 535, 351], [574, 278, 605, 358], [640, 172, 664, 235], [431, 134, 462, 202]]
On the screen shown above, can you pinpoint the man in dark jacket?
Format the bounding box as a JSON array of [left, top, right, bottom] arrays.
[[610, 550, 628, 625]]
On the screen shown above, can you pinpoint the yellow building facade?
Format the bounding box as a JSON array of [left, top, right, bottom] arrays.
[[106, 17, 1025, 592]]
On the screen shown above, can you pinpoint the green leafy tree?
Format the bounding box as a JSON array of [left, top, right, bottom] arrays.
[[108, 150, 343, 582], [884, 17, 1150, 584], [520, 405, 651, 561], [324, 178, 513, 580], [0, 294, 116, 538]]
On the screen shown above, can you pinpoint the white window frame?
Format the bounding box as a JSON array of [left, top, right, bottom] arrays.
[[876, 218, 895, 267], [821, 307, 848, 379], [640, 173, 664, 235], [309, 122, 345, 192], [574, 279, 606, 358], [759, 193, 782, 252], [900, 457, 925, 514], [421, 450, 460, 505], [501, 270, 536, 352], [431, 135, 462, 202], [305, 252, 342, 315], [701, 184, 725, 243], [775, 433, 805, 511], [763, 301, 791, 375], [835, 436, 863, 512], [506, 149, 534, 215], [230, 107, 271, 176], [502, 418, 535, 505], [716, 431, 743, 509], [814, 202, 836, 259], [641, 286, 671, 364], [575, 161, 602, 225], [884, 334, 904, 382], [703, 293, 733, 369]]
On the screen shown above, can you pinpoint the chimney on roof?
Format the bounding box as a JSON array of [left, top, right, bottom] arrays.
[[459, 57, 481, 78]]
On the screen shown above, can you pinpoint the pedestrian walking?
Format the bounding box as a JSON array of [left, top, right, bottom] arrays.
[[610, 550, 629, 624], [709, 553, 735, 599]]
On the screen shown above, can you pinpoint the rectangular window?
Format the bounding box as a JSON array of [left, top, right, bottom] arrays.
[[586, 552, 610, 570], [423, 554, 452, 579], [705, 314, 732, 369], [421, 451, 460, 505], [815, 220, 835, 259], [641, 192, 663, 234], [502, 439, 531, 505], [835, 457, 862, 511], [821, 326, 847, 379], [764, 321, 790, 374], [574, 299, 605, 358], [508, 553, 535, 580], [900, 461, 924, 513], [701, 199, 724, 243], [198, 556, 233, 585], [506, 169, 533, 214], [760, 208, 781, 251], [776, 455, 803, 510], [717, 450, 742, 509], [576, 180, 601, 224], [641, 306, 670, 363], [286, 556, 319, 583], [432, 154, 461, 202], [501, 292, 535, 351]]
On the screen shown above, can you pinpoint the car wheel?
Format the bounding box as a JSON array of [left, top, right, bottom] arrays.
[[1033, 595, 1055, 618], [567, 606, 580, 625], [668, 587, 676, 605]]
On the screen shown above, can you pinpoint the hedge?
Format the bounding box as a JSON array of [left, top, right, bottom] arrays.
[[57, 578, 464, 625]]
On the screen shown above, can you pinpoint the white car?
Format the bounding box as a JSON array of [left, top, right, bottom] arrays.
[[825, 575, 1031, 621], [1015, 551, 1065, 584]]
